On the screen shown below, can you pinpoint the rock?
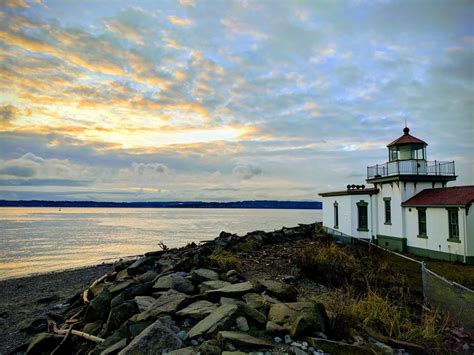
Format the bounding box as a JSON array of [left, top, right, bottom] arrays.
[[109, 280, 136, 295], [188, 304, 239, 338], [134, 296, 156, 312], [236, 301, 266, 324], [306, 337, 378, 355], [200, 280, 232, 293], [204, 281, 254, 300], [101, 338, 128, 354], [118, 317, 182, 354], [199, 340, 222, 354], [176, 300, 218, 320], [257, 279, 298, 302], [26, 333, 62, 354], [266, 321, 286, 335], [274, 336, 283, 343], [177, 330, 188, 341], [284, 335, 292, 344], [137, 270, 158, 283], [268, 302, 327, 336], [85, 288, 113, 322], [191, 268, 220, 283], [136, 289, 189, 322], [217, 331, 273, 349], [116, 268, 130, 281], [221, 352, 248, 355], [111, 282, 153, 308], [236, 316, 249, 331], [83, 321, 103, 335], [242, 293, 265, 309], [154, 273, 195, 294], [291, 346, 308, 355], [220, 297, 238, 305], [225, 270, 245, 283], [104, 301, 138, 335], [164, 346, 197, 355], [127, 256, 156, 275]]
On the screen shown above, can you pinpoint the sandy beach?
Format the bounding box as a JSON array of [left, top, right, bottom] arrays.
[[0, 263, 115, 354]]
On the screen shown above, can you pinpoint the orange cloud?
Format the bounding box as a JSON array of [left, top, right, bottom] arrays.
[[168, 15, 193, 26]]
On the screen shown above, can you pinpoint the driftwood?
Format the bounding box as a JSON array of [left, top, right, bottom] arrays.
[[48, 320, 104, 344], [82, 273, 110, 304]]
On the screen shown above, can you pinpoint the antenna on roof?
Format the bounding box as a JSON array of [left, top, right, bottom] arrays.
[[404, 119, 407, 128]]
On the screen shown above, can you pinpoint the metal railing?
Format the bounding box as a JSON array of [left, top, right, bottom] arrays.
[[367, 160, 455, 179]]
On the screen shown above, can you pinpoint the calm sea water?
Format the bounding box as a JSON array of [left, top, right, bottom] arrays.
[[0, 208, 321, 280]]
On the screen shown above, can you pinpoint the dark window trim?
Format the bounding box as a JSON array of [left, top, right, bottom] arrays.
[[417, 207, 427, 238], [447, 208, 459, 240], [357, 200, 368, 231], [383, 197, 391, 225], [333, 201, 339, 229]]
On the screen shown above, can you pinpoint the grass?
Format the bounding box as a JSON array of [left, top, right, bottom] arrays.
[[232, 238, 263, 253], [209, 247, 242, 271]]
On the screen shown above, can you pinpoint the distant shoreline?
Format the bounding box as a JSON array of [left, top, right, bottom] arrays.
[[0, 200, 322, 209]]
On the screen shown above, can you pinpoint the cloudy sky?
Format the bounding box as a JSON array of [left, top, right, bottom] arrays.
[[0, 0, 472, 202]]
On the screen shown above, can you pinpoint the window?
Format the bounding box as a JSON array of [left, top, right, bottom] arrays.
[[384, 198, 391, 224], [333, 201, 339, 229], [448, 209, 459, 240], [417, 208, 427, 237], [357, 200, 368, 231]]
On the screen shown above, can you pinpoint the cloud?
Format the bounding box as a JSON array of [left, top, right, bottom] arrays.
[[168, 15, 193, 26], [233, 164, 262, 180], [0, 105, 18, 127], [132, 162, 169, 175]]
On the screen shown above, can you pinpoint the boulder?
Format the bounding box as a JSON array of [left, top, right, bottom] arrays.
[[136, 289, 189, 322], [217, 331, 273, 350], [83, 321, 103, 335], [118, 317, 183, 354], [187, 304, 239, 338], [85, 288, 113, 322], [127, 256, 156, 276], [265, 321, 286, 335], [137, 270, 158, 283], [306, 337, 377, 355], [164, 346, 198, 355], [154, 273, 195, 294], [199, 340, 222, 354], [242, 293, 265, 309], [257, 279, 297, 301], [204, 281, 254, 300], [267, 302, 327, 336], [200, 280, 231, 293], [109, 280, 137, 295], [236, 316, 249, 331], [26, 333, 63, 354], [104, 301, 139, 335], [236, 302, 266, 324], [134, 296, 156, 312], [191, 268, 220, 283], [176, 300, 218, 320], [100, 338, 128, 355]]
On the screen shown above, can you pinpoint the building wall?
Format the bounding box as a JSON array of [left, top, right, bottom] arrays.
[[322, 194, 373, 239], [404, 206, 469, 262]]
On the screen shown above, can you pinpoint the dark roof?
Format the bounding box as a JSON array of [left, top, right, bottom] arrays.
[[319, 188, 379, 197], [402, 185, 474, 207], [387, 127, 427, 147]]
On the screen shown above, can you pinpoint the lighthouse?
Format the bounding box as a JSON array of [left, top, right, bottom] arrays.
[[319, 127, 473, 263]]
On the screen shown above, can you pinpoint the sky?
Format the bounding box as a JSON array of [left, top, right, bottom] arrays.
[[0, 0, 473, 202]]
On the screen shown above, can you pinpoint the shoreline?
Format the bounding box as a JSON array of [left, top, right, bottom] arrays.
[[0, 262, 116, 354]]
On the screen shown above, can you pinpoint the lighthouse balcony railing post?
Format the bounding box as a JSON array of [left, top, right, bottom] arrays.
[[367, 160, 455, 179]]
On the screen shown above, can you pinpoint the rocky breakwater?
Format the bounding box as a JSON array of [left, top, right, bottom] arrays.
[[18, 223, 385, 354]]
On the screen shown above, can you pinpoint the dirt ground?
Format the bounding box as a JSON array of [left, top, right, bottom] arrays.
[[0, 264, 114, 354]]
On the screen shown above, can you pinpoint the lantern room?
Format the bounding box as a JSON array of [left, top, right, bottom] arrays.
[[387, 127, 427, 162]]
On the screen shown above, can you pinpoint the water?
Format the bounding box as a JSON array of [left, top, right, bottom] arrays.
[[0, 207, 321, 280]]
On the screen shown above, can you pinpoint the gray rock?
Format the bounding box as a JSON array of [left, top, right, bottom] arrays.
[[199, 280, 232, 293], [267, 302, 327, 336], [154, 273, 195, 294], [136, 289, 189, 321], [104, 301, 138, 335], [284, 335, 292, 344], [83, 321, 103, 336], [137, 270, 158, 283], [100, 338, 127, 355], [220, 297, 238, 305], [266, 321, 286, 335], [187, 304, 239, 338], [236, 316, 249, 332], [242, 293, 265, 309], [204, 281, 254, 299], [127, 256, 155, 275], [85, 288, 113, 322], [199, 340, 222, 354], [118, 317, 182, 354], [257, 279, 297, 302], [237, 301, 266, 324], [111, 282, 153, 308], [176, 300, 218, 320], [109, 280, 136, 295], [217, 331, 273, 349], [134, 296, 156, 312], [274, 336, 283, 343], [191, 268, 220, 283], [164, 346, 197, 355]]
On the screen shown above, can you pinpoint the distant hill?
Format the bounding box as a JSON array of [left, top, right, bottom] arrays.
[[0, 200, 322, 209]]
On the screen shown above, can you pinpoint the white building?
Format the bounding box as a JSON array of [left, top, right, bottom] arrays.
[[319, 127, 474, 264]]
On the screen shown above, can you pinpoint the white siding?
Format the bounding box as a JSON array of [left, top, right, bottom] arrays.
[[404, 207, 467, 259]]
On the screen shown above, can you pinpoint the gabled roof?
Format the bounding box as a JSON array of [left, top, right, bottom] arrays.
[[402, 186, 474, 207], [387, 127, 427, 147]]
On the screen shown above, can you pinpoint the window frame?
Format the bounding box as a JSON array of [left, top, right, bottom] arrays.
[[417, 207, 427, 238], [356, 200, 369, 232], [333, 201, 339, 229], [447, 208, 460, 242], [383, 197, 391, 225]]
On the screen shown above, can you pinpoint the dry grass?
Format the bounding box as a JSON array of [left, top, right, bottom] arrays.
[[209, 247, 242, 271]]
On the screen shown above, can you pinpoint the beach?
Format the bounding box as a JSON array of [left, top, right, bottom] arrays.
[[0, 263, 115, 354]]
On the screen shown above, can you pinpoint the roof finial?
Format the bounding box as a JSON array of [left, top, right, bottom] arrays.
[[403, 120, 409, 135]]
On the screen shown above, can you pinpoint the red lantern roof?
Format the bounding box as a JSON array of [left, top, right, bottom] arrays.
[[387, 127, 427, 147]]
